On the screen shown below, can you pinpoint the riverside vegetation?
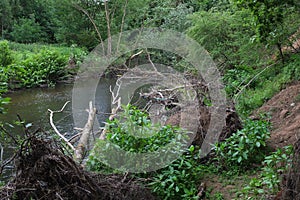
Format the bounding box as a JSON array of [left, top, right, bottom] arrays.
[[0, 0, 300, 199]]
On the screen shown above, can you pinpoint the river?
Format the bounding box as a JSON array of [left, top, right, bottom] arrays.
[[0, 79, 114, 181]]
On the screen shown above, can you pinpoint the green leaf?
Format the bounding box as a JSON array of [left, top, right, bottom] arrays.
[[256, 141, 261, 147], [237, 156, 242, 163]]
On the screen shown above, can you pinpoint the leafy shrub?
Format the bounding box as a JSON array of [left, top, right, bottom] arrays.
[[214, 119, 271, 170], [10, 50, 68, 87], [147, 146, 203, 200], [87, 105, 205, 199], [87, 104, 188, 171], [0, 40, 13, 67], [1, 41, 87, 89], [0, 95, 10, 114], [236, 54, 300, 115], [240, 146, 293, 199], [223, 65, 254, 97], [0, 41, 12, 111]]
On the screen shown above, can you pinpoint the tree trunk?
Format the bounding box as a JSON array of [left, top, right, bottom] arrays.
[[277, 42, 285, 65], [74, 101, 96, 162]]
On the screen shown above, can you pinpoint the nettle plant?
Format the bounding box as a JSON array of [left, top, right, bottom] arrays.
[[214, 119, 271, 170]]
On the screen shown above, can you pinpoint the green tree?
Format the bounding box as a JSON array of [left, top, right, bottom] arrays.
[[0, 40, 13, 67], [232, 0, 298, 63], [10, 15, 46, 43], [6, 0, 57, 43], [53, 0, 200, 49], [0, 0, 13, 39], [188, 9, 265, 70]]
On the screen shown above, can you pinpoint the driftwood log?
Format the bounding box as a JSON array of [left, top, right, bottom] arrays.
[[74, 101, 97, 162]]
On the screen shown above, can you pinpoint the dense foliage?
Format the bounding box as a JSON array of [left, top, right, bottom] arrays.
[[214, 118, 271, 170], [240, 146, 293, 199], [1, 0, 300, 198], [0, 40, 86, 89], [88, 105, 205, 199]]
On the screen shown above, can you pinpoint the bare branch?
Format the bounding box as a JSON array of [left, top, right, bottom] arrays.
[[0, 126, 19, 145], [117, 0, 129, 53], [73, 3, 104, 53], [104, 1, 112, 56], [145, 49, 158, 72], [68, 133, 82, 144], [48, 101, 75, 151], [0, 152, 17, 175], [100, 83, 122, 140]]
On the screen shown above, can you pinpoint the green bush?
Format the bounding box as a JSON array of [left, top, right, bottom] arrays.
[[240, 146, 293, 199], [87, 105, 205, 199], [0, 41, 87, 89], [223, 65, 254, 97], [147, 146, 203, 200], [0, 40, 13, 67], [87, 104, 188, 171], [236, 54, 300, 115], [188, 10, 266, 70], [10, 16, 47, 43], [8, 50, 68, 88], [214, 119, 271, 170]]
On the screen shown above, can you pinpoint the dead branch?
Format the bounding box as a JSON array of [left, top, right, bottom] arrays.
[[145, 49, 158, 72], [48, 101, 75, 151], [117, 0, 129, 53], [130, 50, 143, 60], [234, 63, 276, 103], [104, 1, 112, 56], [0, 152, 17, 175], [74, 101, 96, 162], [100, 82, 121, 140], [68, 133, 82, 144], [0, 126, 19, 145]]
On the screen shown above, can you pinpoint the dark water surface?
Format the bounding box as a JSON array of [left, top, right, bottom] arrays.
[[0, 80, 113, 181]]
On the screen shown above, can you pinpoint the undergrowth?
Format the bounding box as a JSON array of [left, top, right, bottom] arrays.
[[0, 40, 86, 89], [223, 53, 300, 116], [87, 105, 285, 199]]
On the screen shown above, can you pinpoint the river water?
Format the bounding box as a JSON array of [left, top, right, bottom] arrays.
[[0, 79, 114, 181]]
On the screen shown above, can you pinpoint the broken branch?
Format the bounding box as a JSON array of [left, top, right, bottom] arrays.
[[48, 101, 75, 151]]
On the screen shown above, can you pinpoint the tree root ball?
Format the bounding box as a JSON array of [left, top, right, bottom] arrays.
[[0, 136, 157, 200]]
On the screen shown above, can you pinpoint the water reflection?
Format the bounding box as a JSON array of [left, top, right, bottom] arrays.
[[0, 79, 114, 181]]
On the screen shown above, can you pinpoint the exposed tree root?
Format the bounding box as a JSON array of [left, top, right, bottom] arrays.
[[0, 133, 156, 200]]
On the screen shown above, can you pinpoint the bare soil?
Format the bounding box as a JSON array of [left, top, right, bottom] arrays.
[[256, 81, 300, 149]]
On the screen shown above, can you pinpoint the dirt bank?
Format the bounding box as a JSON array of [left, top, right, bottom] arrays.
[[256, 81, 300, 149]]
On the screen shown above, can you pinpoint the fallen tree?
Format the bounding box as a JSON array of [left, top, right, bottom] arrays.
[[74, 101, 97, 162]]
